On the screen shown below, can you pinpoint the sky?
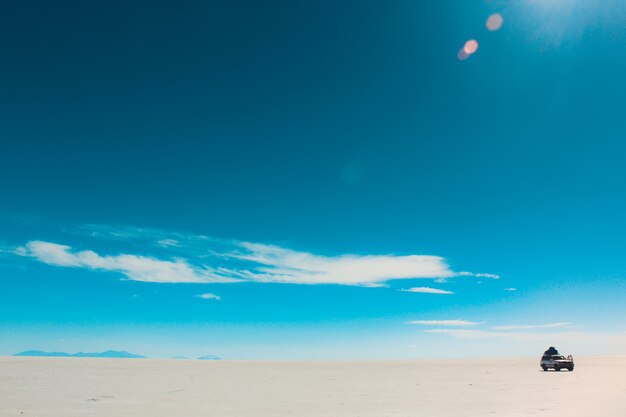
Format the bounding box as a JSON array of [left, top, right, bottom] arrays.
[[2, 0, 626, 359]]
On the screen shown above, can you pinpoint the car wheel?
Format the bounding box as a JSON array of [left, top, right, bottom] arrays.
[[541, 366, 547, 371], [568, 367, 574, 372], [554, 367, 560, 371]]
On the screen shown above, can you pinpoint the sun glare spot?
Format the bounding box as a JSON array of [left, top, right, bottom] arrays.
[[457, 49, 470, 61], [463, 39, 479, 54], [486, 13, 504, 31]]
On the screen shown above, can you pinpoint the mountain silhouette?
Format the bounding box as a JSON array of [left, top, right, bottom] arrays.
[[14, 350, 145, 358], [197, 355, 222, 360]]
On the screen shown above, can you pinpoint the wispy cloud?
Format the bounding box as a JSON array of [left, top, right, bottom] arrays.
[[423, 322, 581, 342], [424, 329, 550, 341], [504, 287, 517, 291], [196, 293, 221, 300], [458, 271, 500, 279], [17, 241, 237, 284], [0, 247, 16, 256], [12, 223, 500, 286], [399, 287, 455, 295], [424, 328, 626, 352], [491, 322, 574, 331], [157, 239, 180, 248], [408, 320, 483, 327], [424, 328, 592, 343], [229, 242, 457, 285]]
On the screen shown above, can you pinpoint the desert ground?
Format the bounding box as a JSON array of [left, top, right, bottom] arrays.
[[1, 356, 625, 417]]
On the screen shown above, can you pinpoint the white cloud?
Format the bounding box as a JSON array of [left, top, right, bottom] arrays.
[[399, 287, 455, 295], [196, 293, 221, 300], [231, 242, 457, 285], [15, 230, 499, 286], [424, 328, 597, 343], [424, 329, 552, 341], [408, 320, 483, 327], [421, 329, 626, 355], [19, 241, 237, 284], [458, 271, 500, 279], [157, 239, 180, 248], [491, 322, 574, 331], [474, 273, 500, 279], [504, 287, 517, 291]]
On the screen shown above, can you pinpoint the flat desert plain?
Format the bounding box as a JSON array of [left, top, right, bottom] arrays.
[[1, 356, 625, 416]]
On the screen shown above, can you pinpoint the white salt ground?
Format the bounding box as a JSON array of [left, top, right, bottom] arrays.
[[1, 356, 625, 417]]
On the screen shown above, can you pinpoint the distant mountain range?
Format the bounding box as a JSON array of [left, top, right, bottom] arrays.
[[13, 350, 222, 360], [171, 355, 222, 360], [197, 355, 222, 360], [14, 350, 146, 358]]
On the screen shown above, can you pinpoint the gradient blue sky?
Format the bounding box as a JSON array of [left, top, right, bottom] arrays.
[[2, 0, 626, 359]]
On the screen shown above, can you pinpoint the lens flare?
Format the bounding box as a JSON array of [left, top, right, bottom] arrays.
[[486, 13, 504, 31], [463, 39, 479, 54], [457, 49, 470, 61]]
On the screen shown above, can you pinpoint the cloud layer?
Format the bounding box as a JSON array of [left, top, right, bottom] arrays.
[[196, 293, 221, 300], [13, 223, 499, 287], [491, 322, 573, 331], [230, 242, 456, 285], [423, 329, 554, 341], [400, 287, 455, 295], [408, 320, 482, 327], [420, 322, 583, 342], [18, 241, 236, 284]]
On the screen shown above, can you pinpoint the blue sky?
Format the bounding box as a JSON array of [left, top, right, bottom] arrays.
[[2, 0, 626, 358]]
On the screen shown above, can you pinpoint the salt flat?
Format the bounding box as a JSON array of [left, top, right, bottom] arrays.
[[1, 356, 625, 417]]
